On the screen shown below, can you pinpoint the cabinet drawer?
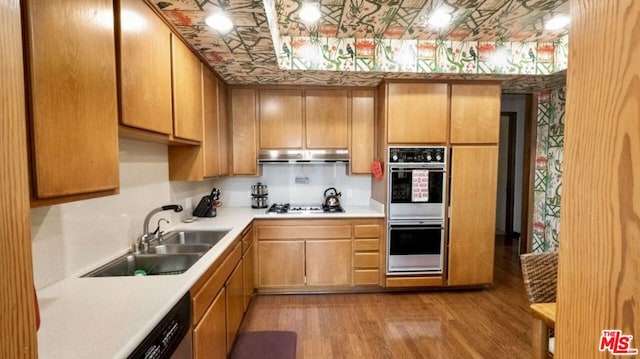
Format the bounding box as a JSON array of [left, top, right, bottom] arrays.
[[354, 270, 380, 285], [240, 225, 253, 254], [354, 239, 379, 251], [354, 224, 380, 238], [192, 242, 241, 324], [354, 252, 379, 268], [258, 225, 351, 240]]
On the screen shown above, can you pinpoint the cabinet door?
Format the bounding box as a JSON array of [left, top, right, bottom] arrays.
[[203, 68, 220, 177], [259, 89, 303, 149], [258, 241, 305, 287], [387, 83, 447, 144], [194, 288, 227, 359], [119, 0, 172, 135], [448, 146, 498, 286], [305, 90, 348, 149], [306, 240, 352, 286], [226, 261, 244, 354], [351, 90, 375, 174], [171, 34, 203, 142], [450, 84, 501, 144], [217, 81, 229, 176], [243, 241, 255, 312], [26, 0, 119, 199], [231, 89, 258, 175]]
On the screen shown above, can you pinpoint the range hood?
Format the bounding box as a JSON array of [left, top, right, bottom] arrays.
[[258, 149, 350, 163]]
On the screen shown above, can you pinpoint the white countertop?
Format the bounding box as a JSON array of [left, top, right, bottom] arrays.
[[36, 205, 384, 359]]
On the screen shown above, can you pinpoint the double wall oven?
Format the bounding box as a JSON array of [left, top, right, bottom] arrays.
[[387, 146, 447, 275]]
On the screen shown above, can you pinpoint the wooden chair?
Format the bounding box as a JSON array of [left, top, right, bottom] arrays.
[[520, 252, 558, 357]]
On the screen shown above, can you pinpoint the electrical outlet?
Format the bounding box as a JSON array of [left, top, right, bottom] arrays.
[[346, 189, 353, 198]]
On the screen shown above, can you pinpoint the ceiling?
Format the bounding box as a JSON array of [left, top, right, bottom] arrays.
[[151, 0, 569, 93]]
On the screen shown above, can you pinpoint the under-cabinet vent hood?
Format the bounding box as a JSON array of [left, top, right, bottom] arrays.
[[258, 149, 350, 164]]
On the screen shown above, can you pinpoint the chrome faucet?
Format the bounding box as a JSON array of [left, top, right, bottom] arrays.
[[136, 204, 183, 252]]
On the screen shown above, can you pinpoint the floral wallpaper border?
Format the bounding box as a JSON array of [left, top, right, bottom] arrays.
[[277, 34, 569, 76], [532, 87, 565, 253]]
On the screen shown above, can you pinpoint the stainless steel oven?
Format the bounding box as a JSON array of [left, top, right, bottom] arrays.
[[386, 147, 447, 275], [388, 147, 446, 221], [387, 221, 444, 274]]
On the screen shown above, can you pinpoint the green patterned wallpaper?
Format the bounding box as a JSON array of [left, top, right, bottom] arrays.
[[533, 87, 565, 253]]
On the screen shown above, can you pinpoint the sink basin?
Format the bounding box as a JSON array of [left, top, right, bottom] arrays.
[[145, 244, 212, 255], [161, 230, 229, 246], [83, 253, 203, 277]]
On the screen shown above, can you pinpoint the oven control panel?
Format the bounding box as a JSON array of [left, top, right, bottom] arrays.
[[389, 147, 446, 163]]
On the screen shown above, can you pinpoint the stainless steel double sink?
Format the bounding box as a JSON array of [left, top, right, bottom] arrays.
[[83, 230, 229, 277]]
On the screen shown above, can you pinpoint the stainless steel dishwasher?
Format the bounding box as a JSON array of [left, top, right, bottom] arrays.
[[127, 293, 192, 359]]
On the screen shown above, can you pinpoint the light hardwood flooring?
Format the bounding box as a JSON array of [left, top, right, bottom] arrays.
[[238, 240, 531, 358]]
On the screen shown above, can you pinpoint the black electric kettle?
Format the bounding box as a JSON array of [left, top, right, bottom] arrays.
[[323, 187, 342, 208]]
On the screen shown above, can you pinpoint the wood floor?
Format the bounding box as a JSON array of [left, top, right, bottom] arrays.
[[238, 239, 531, 358]]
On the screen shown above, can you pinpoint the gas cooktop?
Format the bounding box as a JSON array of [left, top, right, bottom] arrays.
[[266, 203, 345, 214]]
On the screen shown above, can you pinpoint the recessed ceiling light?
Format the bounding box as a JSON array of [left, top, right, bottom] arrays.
[[299, 3, 321, 23], [545, 15, 570, 30], [205, 12, 233, 33], [427, 9, 452, 29]]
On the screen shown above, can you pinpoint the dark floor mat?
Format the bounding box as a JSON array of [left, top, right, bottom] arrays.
[[230, 331, 297, 359]]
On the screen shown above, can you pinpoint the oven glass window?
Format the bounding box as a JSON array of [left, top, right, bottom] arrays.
[[389, 226, 442, 255], [390, 170, 443, 204]]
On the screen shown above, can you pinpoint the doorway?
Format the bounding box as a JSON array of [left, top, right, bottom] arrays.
[[496, 112, 517, 240]]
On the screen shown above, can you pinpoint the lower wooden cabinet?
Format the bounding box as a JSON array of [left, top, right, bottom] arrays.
[[306, 240, 352, 286], [255, 218, 383, 291], [243, 241, 255, 312], [193, 287, 226, 359], [225, 261, 244, 354], [258, 241, 305, 287]]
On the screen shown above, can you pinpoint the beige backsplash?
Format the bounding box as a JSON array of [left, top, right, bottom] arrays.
[[31, 139, 372, 289]]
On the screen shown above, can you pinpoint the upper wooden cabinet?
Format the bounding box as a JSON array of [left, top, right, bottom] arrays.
[[25, 0, 119, 202], [351, 90, 375, 174], [171, 34, 203, 142], [168, 68, 228, 180], [448, 146, 498, 286], [259, 89, 303, 149], [231, 89, 258, 175], [118, 0, 172, 135], [450, 84, 501, 144], [305, 90, 348, 149], [387, 83, 448, 144]]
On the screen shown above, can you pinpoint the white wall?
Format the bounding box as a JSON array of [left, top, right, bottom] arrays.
[[31, 140, 372, 289], [500, 94, 528, 234], [213, 164, 372, 207], [31, 138, 215, 289]]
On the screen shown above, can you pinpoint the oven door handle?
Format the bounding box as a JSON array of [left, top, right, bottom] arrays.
[[390, 167, 445, 173], [389, 226, 443, 230]]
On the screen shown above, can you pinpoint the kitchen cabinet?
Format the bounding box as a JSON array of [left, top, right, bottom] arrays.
[[231, 88, 259, 175], [450, 84, 501, 144], [191, 240, 247, 358], [194, 287, 226, 359], [225, 260, 244, 354], [168, 68, 228, 180], [258, 241, 306, 287], [306, 240, 352, 286], [118, 0, 172, 136], [255, 219, 383, 291], [171, 34, 203, 142], [353, 223, 382, 285], [350, 90, 375, 174], [448, 146, 498, 286], [305, 90, 348, 149], [387, 83, 448, 144], [259, 89, 303, 149], [218, 82, 230, 176], [241, 226, 255, 311], [24, 0, 119, 203]]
